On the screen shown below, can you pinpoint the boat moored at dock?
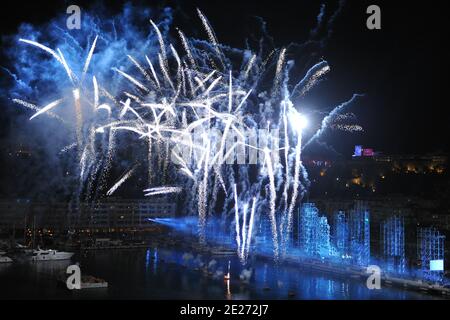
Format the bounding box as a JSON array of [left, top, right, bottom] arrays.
[[30, 248, 74, 262]]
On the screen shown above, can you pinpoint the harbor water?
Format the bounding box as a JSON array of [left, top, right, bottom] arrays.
[[0, 247, 444, 300]]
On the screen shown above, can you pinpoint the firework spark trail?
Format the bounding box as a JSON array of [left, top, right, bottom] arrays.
[[145, 55, 161, 89], [194, 70, 216, 93], [299, 64, 330, 97], [150, 19, 168, 65], [128, 55, 153, 84], [227, 71, 233, 112], [29, 99, 64, 120], [203, 76, 222, 96], [331, 124, 363, 132], [106, 165, 137, 196], [97, 104, 112, 115], [158, 53, 175, 91], [163, 140, 170, 182], [264, 147, 279, 260], [79, 147, 88, 181], [100, 87, 119, 105], [282, 103, 290, 212], [185, 67, 196, 98], [234, 89, 252, 113], [85, 161, 102, 202], [196, 8, 224, 66], [12, 99, 40, 113], [170, 44, 182, 76], [180, 65, 187, 96], [57, 49, 76, 85], [334, 112, 356, 121], [291, 61, 330, 98], [177, 29, 197, 69], [147, 138, 153, 184], [176, 162, 195, 180], [210, 118, 232, 168], [198, 137, 210, 243], [84, 126, 99, 201], [279, 101, 290, 254], [143, 186, 182, 196], [125, 92, 143, 104], [96, 129, 117, 196], [272, 48, 286, 96], [237, 141, 284, 260], [12, 99, 67, 124], [243, 54, 256, 79], [285, 120, 303, 254], [113, 67, 150, 93], [119, 98, 142, 121], [241, 203, 248, 260], [60, 142, 77, 153], [245, 197, 257, 261], [18, 38, 76, 84], [303, 94, 363, 150], [93, 76, 99, 110], [73, 88, 84, 160], [233, 183, 241, 255], [82, 35, 98, 80]]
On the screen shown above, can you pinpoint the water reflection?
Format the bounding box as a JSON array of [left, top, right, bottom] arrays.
[[0, 247, 443, 300]]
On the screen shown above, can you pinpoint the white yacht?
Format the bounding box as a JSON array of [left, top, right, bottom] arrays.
[[30, 248, 74, 261]]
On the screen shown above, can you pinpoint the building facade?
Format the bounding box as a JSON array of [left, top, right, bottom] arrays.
[[0, 198, 177, 233]]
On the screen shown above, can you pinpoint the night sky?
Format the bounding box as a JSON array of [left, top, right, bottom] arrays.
[[0, 0, 448, 197]]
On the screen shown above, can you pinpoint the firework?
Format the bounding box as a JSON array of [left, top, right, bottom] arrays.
[[12, 7, 360, 264], [143, 186, 183, 197]]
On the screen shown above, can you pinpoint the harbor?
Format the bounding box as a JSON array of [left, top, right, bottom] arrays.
[[1, 233, 449, 300], [0, 0, 449, 307], [0, 245, 444, 300]]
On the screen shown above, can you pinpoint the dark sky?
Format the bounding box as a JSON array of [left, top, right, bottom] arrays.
[[0, 0, 448, 156]]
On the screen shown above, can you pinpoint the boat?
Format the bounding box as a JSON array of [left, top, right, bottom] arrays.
[[0, 254, 13, 263], [57, 273, 108, 289], [80, 275, 108, 289], [30, 248, 74, 261]]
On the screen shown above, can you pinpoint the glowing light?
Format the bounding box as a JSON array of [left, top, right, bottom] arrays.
[[288, 108, 308, 134]]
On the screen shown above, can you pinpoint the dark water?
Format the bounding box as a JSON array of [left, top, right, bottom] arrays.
[[0, 247, 443, 300]]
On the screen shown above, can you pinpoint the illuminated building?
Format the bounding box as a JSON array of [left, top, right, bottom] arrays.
[[333, 211, 350, 260], [0, 198, 176, 233], [298, 203, 332, 258], [417, 228, 445, 282], [348, 201, 370, 266], [381, 215, 406, 273]]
